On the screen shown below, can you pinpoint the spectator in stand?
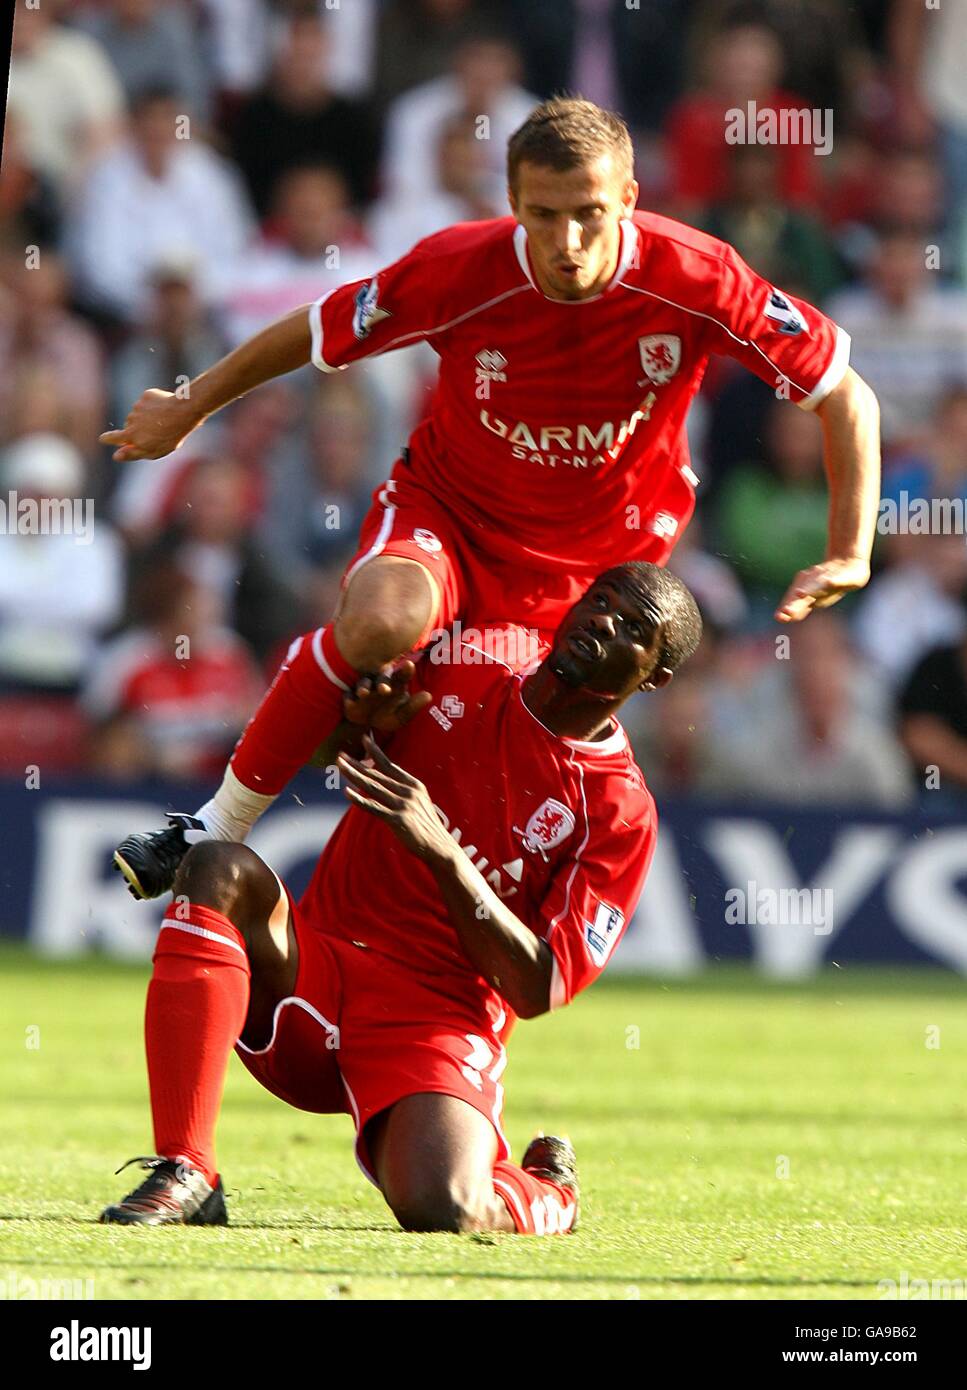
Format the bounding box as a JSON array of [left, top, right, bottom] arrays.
[[373, 0, 494, 110], [68, 86, 253, 325], [0, 114, 62, 249], [666, 517, 749, 636], [714, 399, 830, 612], [889, 0, 967, 222], [663, 17, 821, 218], [109, 252, 227, 430], [869, 146, 947, 241], [625, 663, 714, 799], [0, 246, 105, 457], [83, 562, 262, 782], [218, 162, 425, 467], [0, 434, 125, 695], [3, 362, 82, 452], [826, 227, 967, 449], [854, 532, 967, 692], [687, 0, 869, 119], [258, 374, 380, 615], [194, 0, 271, 112], [880, 383, 967, 513], [700, 612, 913, 806], [367, 113, 501, 262], [380, 33, 538, 207], [230, 9, 379, 216], [219, 164, 374, 348], [7, 0, 124, 192], [696, 144, 845, 303], [507, 0, 690, 139], [898, 589, 967, 803], [128, 454, 303, 669], [74, 0, 211, 121], [109, 387, 295, 546]]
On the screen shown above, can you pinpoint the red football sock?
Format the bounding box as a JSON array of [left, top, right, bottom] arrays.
[[491, 1160, 578, 1235], [230, 625, 360, 794], [145, 904, 251, 1185]]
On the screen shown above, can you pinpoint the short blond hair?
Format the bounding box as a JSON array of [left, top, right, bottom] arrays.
[[507, 96, 634, 191]]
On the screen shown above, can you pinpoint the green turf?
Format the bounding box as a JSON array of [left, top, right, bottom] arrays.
[[1, 945, 965, 1300]]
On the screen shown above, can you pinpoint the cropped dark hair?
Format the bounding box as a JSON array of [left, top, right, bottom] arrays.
[[507, 96, 634, 191], [594, 562, 703, 673]]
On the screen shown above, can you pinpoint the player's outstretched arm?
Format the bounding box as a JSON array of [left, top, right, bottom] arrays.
[[99, 305, 314, 462], [338, 735, 553, 1018], [775, 367, 881, 623]]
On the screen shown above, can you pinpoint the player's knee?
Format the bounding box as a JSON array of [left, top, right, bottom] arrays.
[[337, 561, 434, 668], [173, 841, 276, 924], [387, 1176, 490, 1234]]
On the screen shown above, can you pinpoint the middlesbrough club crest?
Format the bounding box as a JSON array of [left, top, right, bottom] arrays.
[[518, 798, 575, 855], [637, 333, 681, 386]]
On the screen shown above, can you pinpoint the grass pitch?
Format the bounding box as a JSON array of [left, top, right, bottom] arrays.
[[1, 946, 964, 1301]]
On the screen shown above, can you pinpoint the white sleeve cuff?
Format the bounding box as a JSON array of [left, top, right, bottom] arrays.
[[797, 324, 851, 410], [308, 292, 347, 374]]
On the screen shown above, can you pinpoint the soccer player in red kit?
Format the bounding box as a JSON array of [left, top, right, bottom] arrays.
[[102, 562, 702, 1233], [100, 97, 880, 852]]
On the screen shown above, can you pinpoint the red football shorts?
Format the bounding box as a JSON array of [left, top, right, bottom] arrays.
[[235, 889, 511, 1184], [341, 465, 687, 649]]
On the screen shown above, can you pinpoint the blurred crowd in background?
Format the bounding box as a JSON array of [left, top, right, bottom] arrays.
[[2, 0, 967, 807]]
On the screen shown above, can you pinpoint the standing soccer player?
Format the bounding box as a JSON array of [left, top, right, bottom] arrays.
[[103, 563, 702, 1233], [102, 96, 880, 852]]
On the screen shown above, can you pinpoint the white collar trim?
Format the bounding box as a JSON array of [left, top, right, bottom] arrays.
[[512, 218, 638, 301], [515, 681, 628, 756]]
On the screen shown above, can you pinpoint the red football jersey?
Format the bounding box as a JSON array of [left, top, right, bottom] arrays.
[[308, 210, 850, 575], [300, 629, 656, 1026]]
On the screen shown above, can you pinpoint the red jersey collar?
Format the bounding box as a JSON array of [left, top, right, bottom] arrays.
[[512, 218, 639, 302]]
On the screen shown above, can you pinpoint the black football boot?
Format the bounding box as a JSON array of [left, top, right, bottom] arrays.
[[113, 813, 209, 900], [521, 1133, 580, 1232], [100, 1157, 228, 1226]]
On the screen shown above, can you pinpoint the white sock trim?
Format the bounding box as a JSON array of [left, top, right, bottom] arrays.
[[311, 625, 350, 692], [159, 918, 246, 955]]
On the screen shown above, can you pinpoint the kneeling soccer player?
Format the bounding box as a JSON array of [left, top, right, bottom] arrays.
[[103, 561, 701, 1234]]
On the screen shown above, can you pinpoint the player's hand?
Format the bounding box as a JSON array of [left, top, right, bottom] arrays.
[[775, 556, 871, 624], [343, 660, 432, 733], [99, 389, 203, 462], [337, 734, 452, 862]]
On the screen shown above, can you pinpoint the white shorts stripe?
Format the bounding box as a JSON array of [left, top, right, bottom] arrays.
[[234, 994, 340, 1056], [342, 499, 398, 587]]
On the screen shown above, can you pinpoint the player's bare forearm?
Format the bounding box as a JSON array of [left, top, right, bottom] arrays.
[[818, 367, 880, 567], [425, 847, 553, 1019], [189, 306, 313, 420], [775, 368, 880, 623], [100, 306, 313, 462], [338, 736, 552, 1018]]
